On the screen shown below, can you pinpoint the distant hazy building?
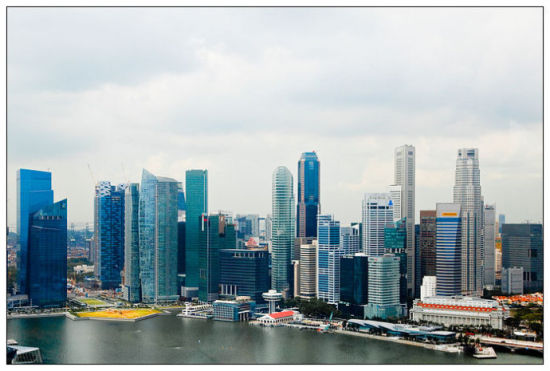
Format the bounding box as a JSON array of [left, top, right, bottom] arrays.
[[502, 224, 543, 293], [502, 267, 524, 295], [28, 199, 68, 307], [94, 181, 126, 289], [453, 148, 483, 297], [365, 254, 403, 320], [271, 166, 295, 296], [139, 169, 180, 303], [317, 215, 342, 304], [394, 145, 416, 299], [296, 152, 320, 238], [299, 240, 318, 298], [420, 276, 436, 301], [17, 169, 54, 296], [498, 214, 505, 234], [184, 169, 208, 292], [419, 210, 437, 280], [435, 203, 462, 296], [123, 183, 140, 303], [483, 204, 496, 289], [362, 193, 394, 257]]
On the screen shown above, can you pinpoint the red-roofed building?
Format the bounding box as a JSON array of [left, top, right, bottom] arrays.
[[257, 310, 302, 326]]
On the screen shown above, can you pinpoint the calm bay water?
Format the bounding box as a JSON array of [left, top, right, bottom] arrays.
[[7, 315, 543, 364]]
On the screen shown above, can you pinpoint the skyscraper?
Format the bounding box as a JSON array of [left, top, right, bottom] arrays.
[[298, 240, 318, 298], [94, 181, 126, 289], [498, 214, 505, 234], [384, 218, 408, 306], [317, 214, 342, 304], [419, 210, 437, 280], [388, 184, 402, 222], [16, 169, 54, 295], [340, 226, 361, 256], [362, 193, 394, 257], [435, 203, 462, 296], [483, 204, 496, 289], [184, 170, 208, 291], [394, 144, 416, 298], [297, 152, 320, 238], [271, 166, 295, 295], [27, 199, 67, 307], [124, 183, 140, 303], [365, 254, 402, 320], [453, 148, 483, 296], [139, 169, 180, 303]]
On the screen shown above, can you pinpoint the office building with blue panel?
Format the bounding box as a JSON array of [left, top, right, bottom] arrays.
[[185, 170, 208, 290], [212, 299, 256, 321], [297, 152, 320, 238], [139, 169, 180, 303], [124, 183, 140, 303], [384, 218, 408, 306], [199, 214, 236, 302], [220, 248, 269, 303], [28, 199, 67, 307], [16, 169, 54, 295], [317, 214, 342, 304], [435, 203, 462, 296], [94, 181, 126, 289]]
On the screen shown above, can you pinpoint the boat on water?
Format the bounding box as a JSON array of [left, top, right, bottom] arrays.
[[434, 344, 463, 353], [473, 346, 497, 359], [7, 339, 43, 364]]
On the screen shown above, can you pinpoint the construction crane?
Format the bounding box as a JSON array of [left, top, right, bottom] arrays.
[[87, 163, 96, 186]]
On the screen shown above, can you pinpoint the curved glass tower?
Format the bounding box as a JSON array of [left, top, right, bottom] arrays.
[[271, 166, 295, 294]]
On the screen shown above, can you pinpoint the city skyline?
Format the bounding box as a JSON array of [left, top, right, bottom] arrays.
[[7, 7, 542, 227]]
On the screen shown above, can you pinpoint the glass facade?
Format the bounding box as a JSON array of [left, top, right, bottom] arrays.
[[271, 166, 295, 294], [124, 183, 140, 303], [384, 218, 408, 306], [362, 193, 393, 257], [185, 170, 208, 289], [28, 199, 67, 307], [365, 254, 402, 320], [340, 254, 368, 306], [219, 248, 269, 303], [16, 169, 54, 295], [435, 203, 462, 296], [317, 214, 342, 304], [297, 152, 320, 238]]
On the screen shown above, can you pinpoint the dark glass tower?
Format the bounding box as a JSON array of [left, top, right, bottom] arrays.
[[185, 170, 208, 289], [219, 248, 269, 303], [340, 254, 368, 305], [124, 183, 140, 303], [297, 152, 320, 238], [16, 169, 54, 295], [384, 218, 408, 306], [28, 199, 67, 307], [419, 210, 437, 279]]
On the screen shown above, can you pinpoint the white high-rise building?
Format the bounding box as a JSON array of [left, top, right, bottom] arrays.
[[453, 148, 483, 297], [340, 226, 361, 255], [420, 276, 437, 301], [317, 215, 342, 304], [299, 240, 318, 298], [483, 204, 496, 289], [362, 193, 394, 257], [388, 184, 402, 222], [394, 145, 416, 298]]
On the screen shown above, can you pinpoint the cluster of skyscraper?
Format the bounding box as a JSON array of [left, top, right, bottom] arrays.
[[14, 145, 543, 312]]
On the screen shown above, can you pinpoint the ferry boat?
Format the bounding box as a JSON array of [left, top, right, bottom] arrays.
[[7, 340, 43, 364], [473, 346, 497, 359]]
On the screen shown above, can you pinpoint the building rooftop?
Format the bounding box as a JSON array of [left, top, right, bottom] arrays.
[[269, 310, 295, 319]]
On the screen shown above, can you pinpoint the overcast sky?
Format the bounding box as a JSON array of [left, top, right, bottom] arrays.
[[7, 7, 542, 228]]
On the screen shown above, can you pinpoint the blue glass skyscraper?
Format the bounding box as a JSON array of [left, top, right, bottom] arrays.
[[28, 199, 67, 307], [317, 214, 342, 304], [139, 169, 180, 303], [185, 170, 208, 290], [435, 203, 462, 296], [94, 181, 126, 289], [124, 183, 140, 303], [297, 152, 320, 238], [16, 169, 54, 295]]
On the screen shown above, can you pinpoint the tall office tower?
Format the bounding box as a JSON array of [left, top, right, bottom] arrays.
[[351, 222, 363, 252], [294, 237, 314, 261], [419, 210, 437, 280], [220, 246, 269, 303], [340, 226, 361, 255], [198, 214, 237, 302], [435, 203, 462, 296], [184, 170, 208, 291], [498, 214, 505, 234], [28, 199, 67, 307], [502, 224, 543, 293], [384, 218, 408, 306], [139, 169, 180, 303], [394, 144, 416, 299], [16, 169, 54, 295], [297, 152, 320, 238], [365, 254, 402, 320], [317, 215, 342, 304], [265, 214, 272, 242], [124, 183, 140, 303], [340, 253, 369, 307], [483, 204, 496, 289], [414, 224, 421, 297], [453, 148, 483, 296], [362, 193, 394, 257], [299, 240, 318, 298], [495, 236, 502, 281], [271, 166, 295, 295], [94, 181, 126, 289], [388, 184, 402, 222]]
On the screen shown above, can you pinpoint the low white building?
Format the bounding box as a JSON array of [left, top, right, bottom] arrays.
[[410, 296, 508, 330], [420, 276, 436, 301], [256, 310, 302, 326]]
